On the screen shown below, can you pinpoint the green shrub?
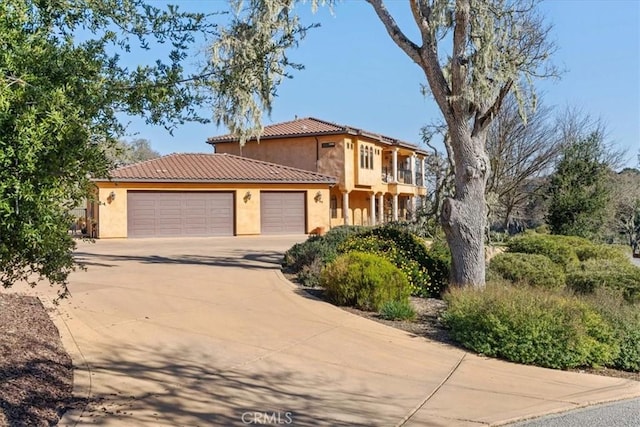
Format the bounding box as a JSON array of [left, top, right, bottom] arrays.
[[425, 238, 451, 292], [339, 234, 430, 297], [320, 251, 411, 311], [282, 237, 331, 273], [573, 244, 627, 263], [489, 253, 565, 288], [296, 258, 323, 287], [339, 226, 450, 297], [567, 259, 640, 303], [587, 289, 640, 372], [506, 234, 579, 269], [380, 299, 416, 321], [282, 226, 367, 273], [506, 233, 628, 271], [442, 284, 618, 369]]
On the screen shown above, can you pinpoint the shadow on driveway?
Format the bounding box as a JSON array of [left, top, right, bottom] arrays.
[[69, 342, 395, 426], [73, 250, 284, 270]]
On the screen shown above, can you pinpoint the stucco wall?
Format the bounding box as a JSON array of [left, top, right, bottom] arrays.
[[93, 182, 330, 238], [215, 137, 317, 172], [97, 186, 128, 238], [306, 188, 331, 232]]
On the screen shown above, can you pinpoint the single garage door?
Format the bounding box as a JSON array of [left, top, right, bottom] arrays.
[[127, 191, 234, 237], [261, 192, 306, 234]]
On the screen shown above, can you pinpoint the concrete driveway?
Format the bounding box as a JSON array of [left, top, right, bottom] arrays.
[[19, 236, 640, 426]]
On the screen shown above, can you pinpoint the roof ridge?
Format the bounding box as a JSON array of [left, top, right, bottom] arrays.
[[304, 116, 347, 130]]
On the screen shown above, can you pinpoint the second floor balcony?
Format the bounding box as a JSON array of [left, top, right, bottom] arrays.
[[382, 167, 424, 186]]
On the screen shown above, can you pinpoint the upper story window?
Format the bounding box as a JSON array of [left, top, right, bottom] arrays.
[[360, 145, 375, 170]]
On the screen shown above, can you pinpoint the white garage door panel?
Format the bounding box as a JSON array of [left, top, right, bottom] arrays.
[[127, 192, 234, 237]]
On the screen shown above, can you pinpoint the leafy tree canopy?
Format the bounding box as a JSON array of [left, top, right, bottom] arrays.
[[108, 138, 161, 166], [546, 132, 611, 238], [0, 0, 217, 298]]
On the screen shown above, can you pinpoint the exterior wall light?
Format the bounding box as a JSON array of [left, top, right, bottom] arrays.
[[314, 191, 323, 203], [243, 191, 252, 203], [108, 191, 116, 203]]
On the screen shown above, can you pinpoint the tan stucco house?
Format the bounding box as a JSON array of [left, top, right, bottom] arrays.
[[90, 153, 336, 238], [209, 117, 429, 228]]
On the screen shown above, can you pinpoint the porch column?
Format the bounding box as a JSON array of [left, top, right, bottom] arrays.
[[369, 193, 376, 226], [410, 153, 416, 185], [342, 191, 350, 226], [411, 196, 418, 220], [421, 157, 427, 188], [377, 193, 384, 224], [392, 148, 398, 183], [392, 194, 399, 221]]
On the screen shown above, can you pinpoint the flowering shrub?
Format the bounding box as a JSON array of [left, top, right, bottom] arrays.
[[338, 227, 449, 297]]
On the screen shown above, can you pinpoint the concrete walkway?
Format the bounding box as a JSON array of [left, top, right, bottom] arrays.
[[15, 236, 640, 426]]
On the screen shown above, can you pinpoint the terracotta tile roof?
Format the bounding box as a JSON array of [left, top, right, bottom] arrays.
[[207, 117, 426, 154], [98, 153, 337, 184]]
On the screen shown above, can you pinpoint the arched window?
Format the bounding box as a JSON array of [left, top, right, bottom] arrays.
[[360, 145, 365, 168], [368, 147, 374, 169]]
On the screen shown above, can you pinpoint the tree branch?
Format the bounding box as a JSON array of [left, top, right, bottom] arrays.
[[475, 79, 513, 135], [451, 0, 469, 117], [366, 0, 422, 65]]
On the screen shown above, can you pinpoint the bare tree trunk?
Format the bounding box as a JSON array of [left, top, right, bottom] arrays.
[[441, 131, 490, 288]]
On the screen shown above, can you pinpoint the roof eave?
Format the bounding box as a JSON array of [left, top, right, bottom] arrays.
[[93, 178, 337, 185], [207, 130, 347, 145]]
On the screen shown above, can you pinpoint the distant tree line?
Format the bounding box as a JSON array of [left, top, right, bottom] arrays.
[[422, 94, 639, 248]]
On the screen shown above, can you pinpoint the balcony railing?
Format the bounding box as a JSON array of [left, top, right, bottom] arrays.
[[382, 167, 422, 185]]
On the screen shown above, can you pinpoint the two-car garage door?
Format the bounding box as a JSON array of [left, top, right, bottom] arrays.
[[127, 191, 306, 237], [127, 191, 234, 237]]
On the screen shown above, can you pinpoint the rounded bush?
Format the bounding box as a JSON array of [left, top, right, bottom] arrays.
[[320, 251, 410, 311], [588, 289, 640, 372], [573, 244, 628, 263], [489, 253, 565, 288], [442, 284, 618, 369], [506, 234, 579, 269], [567, 259, 640, 303]]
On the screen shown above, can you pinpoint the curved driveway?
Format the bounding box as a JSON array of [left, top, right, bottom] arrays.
[[23, 236, 639, 426]]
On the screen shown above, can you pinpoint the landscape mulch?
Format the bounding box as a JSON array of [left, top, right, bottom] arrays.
[[0, 293, 74, 427]]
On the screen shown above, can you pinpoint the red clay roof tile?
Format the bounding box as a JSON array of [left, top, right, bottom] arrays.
[[207, 117, 425, 153], [99, 153, 337, 184]]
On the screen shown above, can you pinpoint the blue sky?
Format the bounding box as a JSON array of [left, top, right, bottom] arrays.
[[127, 0, 639, 168]]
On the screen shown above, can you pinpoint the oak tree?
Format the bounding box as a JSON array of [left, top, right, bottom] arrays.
[[206, 0, 556, 287], [0, 0, 216, 297]]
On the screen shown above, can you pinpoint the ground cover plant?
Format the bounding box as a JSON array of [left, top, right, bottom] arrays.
[[450, 233, 640, 372], [442, 283, 619, 370], [488, 252, 565, 289]]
